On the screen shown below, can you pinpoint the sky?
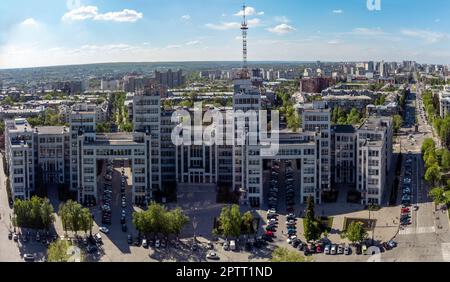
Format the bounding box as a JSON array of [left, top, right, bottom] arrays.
[[1, 0, 450, 69]]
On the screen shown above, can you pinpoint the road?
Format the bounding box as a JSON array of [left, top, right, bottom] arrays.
[[0, 152, 22, 261], [382, 84, 450, 262]]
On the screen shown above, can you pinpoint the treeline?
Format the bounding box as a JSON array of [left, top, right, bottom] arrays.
[[27, 108, 67, 127], [132, 202, 189, 237], [331, 107, 362, 125], [213, 204, 256, 238], [423, 138, 450, 206], [13, 196, 55, 230], [110, 92, 132, 132]]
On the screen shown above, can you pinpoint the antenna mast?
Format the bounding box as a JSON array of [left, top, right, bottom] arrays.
[[240, 4, 249, 78]]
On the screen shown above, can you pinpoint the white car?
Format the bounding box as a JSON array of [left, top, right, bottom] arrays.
[[155, 239, 161, 248], [330, 245, 337, 255], [287, 235, 297, 244], [207, 251, 220, 260], [99, 227, 109, 234]]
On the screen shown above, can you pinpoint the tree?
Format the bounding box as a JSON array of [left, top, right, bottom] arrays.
[[346, 108, 361, 125], [47, 240, 85, 262], [305, 196, 315, 220], [132, 202, 189, 237], [303, 218, 321, 242], [345, 221, 367, 243], [216, 204, 246, 238], [241, 211, 254, 235], [421, 138, 436, 155], [13, 196, 55, 229], [441, 149, 450, 170], [271, 247, 313, 262], [168, 207, 189, 236], [58, 200, 92, 235], [425, 164, 441, 186], [40, 198, 55, 231], [429, 187, 446, 205], [392, 115, 403, 133]]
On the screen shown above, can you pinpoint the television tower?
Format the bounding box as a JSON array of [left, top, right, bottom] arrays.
[[240, 4, 249, 78]]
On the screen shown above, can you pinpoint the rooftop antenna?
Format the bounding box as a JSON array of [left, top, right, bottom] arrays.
[[240, 4, 249, 78]]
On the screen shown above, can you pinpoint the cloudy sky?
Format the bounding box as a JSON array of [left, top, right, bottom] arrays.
[[1, 0, 450, 69]]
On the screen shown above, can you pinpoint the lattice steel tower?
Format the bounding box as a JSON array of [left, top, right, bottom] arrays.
[[240, 4, 249, 78]]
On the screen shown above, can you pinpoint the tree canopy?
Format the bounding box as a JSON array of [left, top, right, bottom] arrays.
[[58, 200, 93, 235], [132, 203, 189, 237], [13, 196, 55, 230], [345, 221, 367, 243]]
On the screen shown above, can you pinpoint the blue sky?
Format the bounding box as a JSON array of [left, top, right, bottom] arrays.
[[1, 0, 450, 68]]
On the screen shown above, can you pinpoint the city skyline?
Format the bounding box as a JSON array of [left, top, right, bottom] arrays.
[[1, 0, 450, 69]]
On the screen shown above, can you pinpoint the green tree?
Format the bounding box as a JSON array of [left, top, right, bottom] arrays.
[[305, 195, 315, 220], [47, 240, 85, 262], [421, 138, 436, 155], [428, 187, 446, 205], [441, 149, 450, 170], [132, 202, 189, 237], [346, 108, 361, 125], [425, 164, 441, 186], [40, 198, 55, 231], [58, 200, 92, 235], [13, 196, 55, 229], [303, 218, 321, 242], [392, 115, 403, 133], [345, 221, 367, 243], [271, 247, 313, 262], [241, 211, 254, 235]]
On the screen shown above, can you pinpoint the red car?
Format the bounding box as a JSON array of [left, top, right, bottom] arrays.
[[316, 245, 322, 253], [265, 231, 275, 237], [401, 208, 410, 213]]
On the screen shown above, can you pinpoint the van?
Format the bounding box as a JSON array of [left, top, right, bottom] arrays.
[[230, 240, 236, 251]]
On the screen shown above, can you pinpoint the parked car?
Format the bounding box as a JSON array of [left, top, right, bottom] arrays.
[[324, 244, 331, 255], [155, 239, 161, 248], [23, 254, 35, 262], [127, 235, 133, 244], [142, 239, 148, 248], [207, 251, 220, 260], [337, 244, 344, 254], [362, 244, 368, 255], [99, 227, 109, 234], [344, 246, 351, 255], [330, 244, 337, 255]]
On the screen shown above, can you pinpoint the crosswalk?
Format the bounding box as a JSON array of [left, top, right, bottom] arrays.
[[441, 243, 450, 262], [399, 226, 435, 235]]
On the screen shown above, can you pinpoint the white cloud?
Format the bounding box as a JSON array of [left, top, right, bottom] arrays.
[[205, 18, 261, 30], [333, 9, 343, 14], [62, 5, 98, 21], [181, 15, 191, 21], [234, 6, 264, 17], [94, 9, 143, 22], [401, 29, 449, 44], [205, 22, 241, 30], [267, 24, 296, 34], [62, 6, 143, 23], [21, 18, 38, 27], [186, 40, 200, 46]]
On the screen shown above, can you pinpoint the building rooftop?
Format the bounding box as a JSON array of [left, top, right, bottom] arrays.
[[92, 133, 140, 146], [35, 126, 67, 135], [333, 124, 356, 134]]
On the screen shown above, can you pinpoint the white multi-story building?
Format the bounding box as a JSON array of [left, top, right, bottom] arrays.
[[302, 101, 331, 202], [4, 118, 35, 200], [356, 116, 393, 205], [439, 85, 450, 118]]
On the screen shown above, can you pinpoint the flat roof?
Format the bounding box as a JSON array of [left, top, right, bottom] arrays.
[[35, 126, 67, 135], [92, 133, 142, 146]]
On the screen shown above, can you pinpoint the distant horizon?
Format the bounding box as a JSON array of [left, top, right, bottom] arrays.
[[0, 59, 446, 72]]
